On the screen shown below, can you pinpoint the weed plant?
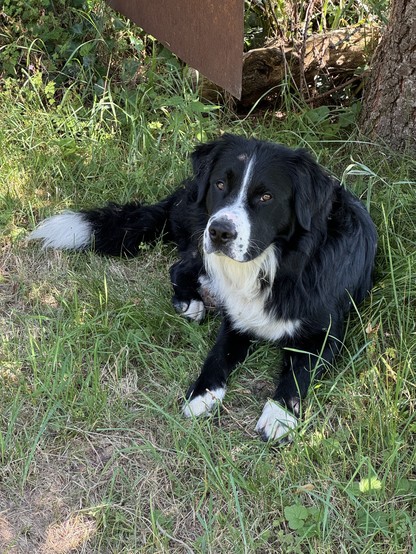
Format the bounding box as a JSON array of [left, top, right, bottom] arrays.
[[244, 0, 389, 48], [0, 1, 415, 552]]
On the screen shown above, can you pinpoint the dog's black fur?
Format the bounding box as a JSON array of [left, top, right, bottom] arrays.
[[30, 134, 377, 440]]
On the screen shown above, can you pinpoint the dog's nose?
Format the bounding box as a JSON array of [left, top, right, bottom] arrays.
[[208, 219, 237, 245]]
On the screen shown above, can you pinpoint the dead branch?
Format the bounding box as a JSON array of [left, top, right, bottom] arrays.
[[199, 24, 380, 107]]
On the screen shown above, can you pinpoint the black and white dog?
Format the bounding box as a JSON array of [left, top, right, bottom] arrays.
[[29, 134, 377, 441]]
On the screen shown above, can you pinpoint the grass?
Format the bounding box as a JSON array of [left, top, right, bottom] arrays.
[[1, 31, 416, 554]]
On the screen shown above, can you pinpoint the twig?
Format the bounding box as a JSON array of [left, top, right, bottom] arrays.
[[299, 0, 317, 99], [304, 73, 367, 104]]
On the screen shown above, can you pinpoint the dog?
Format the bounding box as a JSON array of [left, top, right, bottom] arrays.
[[29, 134, 377, 441]]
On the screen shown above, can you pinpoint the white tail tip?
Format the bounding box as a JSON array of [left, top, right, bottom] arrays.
[[29, 211, 92, 250]]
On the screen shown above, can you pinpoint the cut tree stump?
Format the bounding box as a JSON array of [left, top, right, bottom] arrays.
[[199, 24, 380, 107]]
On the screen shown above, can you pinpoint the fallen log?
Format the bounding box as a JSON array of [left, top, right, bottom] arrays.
[[199, 24, 380, 107]]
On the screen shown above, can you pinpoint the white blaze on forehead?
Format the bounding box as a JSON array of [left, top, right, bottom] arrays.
[[238, 153, 257, 204]]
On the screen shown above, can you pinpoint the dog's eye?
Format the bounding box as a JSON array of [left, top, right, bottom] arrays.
[[215, 180, 225, 191], [260, 193, 272, 202]]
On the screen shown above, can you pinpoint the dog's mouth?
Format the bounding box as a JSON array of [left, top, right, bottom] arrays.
[[203, 233, 246, 262], [203, 233, 256, 263], [203, 210, 261, 263]]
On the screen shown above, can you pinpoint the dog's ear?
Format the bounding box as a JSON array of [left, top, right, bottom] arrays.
[[191, 140, 218, 203], [292, 150, 334, 231], [192, 134, 237, 203]]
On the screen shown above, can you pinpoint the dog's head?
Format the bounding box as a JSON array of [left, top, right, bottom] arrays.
[[192, 134, 335, 262]]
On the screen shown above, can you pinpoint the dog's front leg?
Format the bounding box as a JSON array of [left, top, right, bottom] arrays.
[[170, 253, 206, 322], [183, 319, 251, 417], [256, 333, 341, 442]]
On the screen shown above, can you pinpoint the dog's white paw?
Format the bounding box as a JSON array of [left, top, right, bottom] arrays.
[[255, 399, 298, 441], [175, 299, 206, 322], [183, 387, 226, 417]]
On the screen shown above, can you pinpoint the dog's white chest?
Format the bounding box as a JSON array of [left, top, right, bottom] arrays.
[[222, 287, 300, 341], [203, 249, 301, 342]]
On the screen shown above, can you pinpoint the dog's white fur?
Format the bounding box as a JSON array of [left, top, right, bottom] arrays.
[[182, 299, 206, 322], [255, 399, 298, 441], [183, 387, 226, 417], [29, 212, 91, 250], [204, 246, 301, 341]]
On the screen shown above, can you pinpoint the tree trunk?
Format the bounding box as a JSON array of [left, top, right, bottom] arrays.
[[360, 0, 416, 151]]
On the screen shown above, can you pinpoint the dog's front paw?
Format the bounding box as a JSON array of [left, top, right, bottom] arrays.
[[182, 387, 226, 417], [172, 297, 206, 323], [255, 399, 298, 442]]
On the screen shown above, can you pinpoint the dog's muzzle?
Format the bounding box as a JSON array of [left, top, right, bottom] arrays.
[[204, 214, 248, 261], [208, 219, 237, 247]]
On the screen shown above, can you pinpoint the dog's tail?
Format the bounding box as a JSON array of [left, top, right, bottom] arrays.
[[29, 195, 177, 257]]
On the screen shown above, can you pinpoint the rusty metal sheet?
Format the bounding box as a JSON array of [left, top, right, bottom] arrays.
[[108, 0, 244, 98]]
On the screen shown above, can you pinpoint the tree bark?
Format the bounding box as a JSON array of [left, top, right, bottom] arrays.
[[360, 0, 416, 151]]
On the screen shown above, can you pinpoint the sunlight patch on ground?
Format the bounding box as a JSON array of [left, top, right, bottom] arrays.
[[0, 513, 96, 554], [41, 514, 96, 554]]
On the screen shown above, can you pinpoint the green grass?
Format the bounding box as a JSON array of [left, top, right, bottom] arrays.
[[1, 38, 415, 554]]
